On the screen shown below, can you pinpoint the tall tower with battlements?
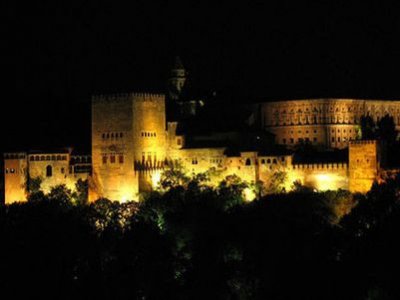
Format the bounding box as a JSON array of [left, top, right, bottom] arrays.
[[91, 93, 167, 202]]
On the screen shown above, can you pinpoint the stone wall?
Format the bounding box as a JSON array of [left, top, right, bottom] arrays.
[[348, 140, 380, 193], [91, 94, 137, 201], [4, 153, 27, 204]]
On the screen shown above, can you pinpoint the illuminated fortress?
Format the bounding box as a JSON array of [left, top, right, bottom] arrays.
[[3, 58, 400, 203]]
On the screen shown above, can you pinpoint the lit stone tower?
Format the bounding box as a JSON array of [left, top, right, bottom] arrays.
[[168, 56, 187, 100], [91, 93, 167, 202], [348, 140, 380, 193], [132, 93, 167, 192]]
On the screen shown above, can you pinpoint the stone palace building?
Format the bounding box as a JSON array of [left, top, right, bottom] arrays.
[[3, 58, 400, 203]]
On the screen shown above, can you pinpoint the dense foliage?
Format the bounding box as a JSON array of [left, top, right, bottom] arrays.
[[1, 174, 399, 299]]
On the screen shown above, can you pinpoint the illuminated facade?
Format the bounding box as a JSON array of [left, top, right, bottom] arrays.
[[3, 59, 399, 203], [259, 99, 400, 149], [90, 91, 388, 201], [3, 150, 91, 204]]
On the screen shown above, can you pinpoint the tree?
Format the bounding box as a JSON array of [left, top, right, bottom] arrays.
[[47, 184, 73, 205], [377, 114, 397, 144], [360, 115, 376, 140], [74, 179, 88, 205], [25, 175, 42, 194], [267, 170, 287, 194], [159, 160, 190, 190], [27, 190, 47, 203]]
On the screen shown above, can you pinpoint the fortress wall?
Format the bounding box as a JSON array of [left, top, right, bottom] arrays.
[[289, 162, 349, 191], [177, 148, 227, 176], [91, 94, 138, 202], [4, 153, 27, 204], [28, 154, 71, 193]]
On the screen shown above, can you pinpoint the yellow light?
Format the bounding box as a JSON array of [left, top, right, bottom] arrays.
[[243, 187, 256, 202], [151, 171, 162, 189], [120, 195, 129, 203], [314, 173, 338, 191]]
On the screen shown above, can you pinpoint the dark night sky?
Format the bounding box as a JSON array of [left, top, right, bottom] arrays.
[[3, 1, 400, 152]]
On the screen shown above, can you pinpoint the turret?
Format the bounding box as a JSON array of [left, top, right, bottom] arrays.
[[168, 56, 187, 100]]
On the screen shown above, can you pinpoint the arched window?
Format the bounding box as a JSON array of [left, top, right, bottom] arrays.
[[29, 156, 34, 161], [46, 155, 51, 160], [35, 155, 39, 161], [245, 158, 251, 166], [267, 159, 271, 163], [56, 155, 61, 160], [261, 159, 265, 164], [46, 165, 52, 177]]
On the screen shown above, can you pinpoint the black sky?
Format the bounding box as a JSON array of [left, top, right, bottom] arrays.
[[3, 1, 400, 152]]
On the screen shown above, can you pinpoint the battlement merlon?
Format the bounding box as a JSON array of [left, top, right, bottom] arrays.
[[349, 140, 379, 146], [92, 92, 165, 103], [292, 162, 348, 170], [3, 152, 27, 160]]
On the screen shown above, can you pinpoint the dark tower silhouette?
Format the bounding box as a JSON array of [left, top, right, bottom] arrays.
[[168, 56, 187, 101]]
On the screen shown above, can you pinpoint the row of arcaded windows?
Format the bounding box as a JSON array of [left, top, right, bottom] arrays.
[[102, 154, 124, 164], [245, 157, 285, 166], [210, 158, 222, 164], [30, 155, 67, 161], [70, 156, 91, 164], [282, 137, 318, 144], [102, 132, 123, 139], [141, 132, 157, 137]]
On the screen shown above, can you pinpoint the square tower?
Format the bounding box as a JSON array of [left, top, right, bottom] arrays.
[[91, 93, 167, 202], [349, 140, 380, 193]]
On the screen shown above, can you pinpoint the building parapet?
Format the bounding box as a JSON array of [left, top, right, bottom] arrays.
[[3, 152, 27, 159], [349, 140, 378, 145], [292, 162, 348, 170], [92, 92, 165, 103]]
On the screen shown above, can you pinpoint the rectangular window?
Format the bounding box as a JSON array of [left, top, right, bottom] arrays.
[[290, 138, 294, 144], [177, 138, 181, 145], [282, 138, 286, 144], [102, 156, 107, 164], [119, 155, 124, 164], [110, 155, 115, 163]]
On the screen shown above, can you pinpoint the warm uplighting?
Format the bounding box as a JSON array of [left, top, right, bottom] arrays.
[[243, 187, 256, 201], [151, 170, 162, 189], [313, 173, 341, 191]]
